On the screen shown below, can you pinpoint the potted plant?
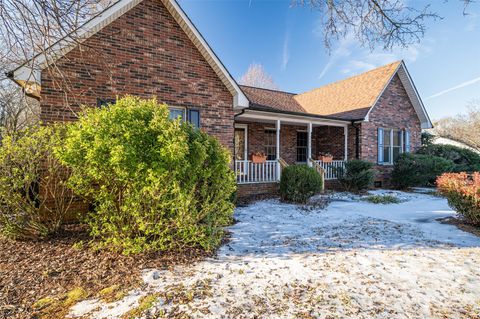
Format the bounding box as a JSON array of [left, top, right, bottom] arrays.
[[318, 152, 333, 163], [251, 152, 267, 163]]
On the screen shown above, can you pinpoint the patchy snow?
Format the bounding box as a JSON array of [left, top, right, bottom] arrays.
[[69, 190, 480, 319]]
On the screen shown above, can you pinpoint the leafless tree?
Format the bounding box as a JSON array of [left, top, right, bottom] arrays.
[[0, 0, 112, 133], [239, 63, 280, 90], [434, 100, 480, 151], [293, 0, 474, 50]]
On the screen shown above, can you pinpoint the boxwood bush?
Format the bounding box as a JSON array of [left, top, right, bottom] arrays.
[[56, 96, 236, 254], [279, 164, 322, 203], [336, 159, 375, 192], [392, 153, 454, 189]]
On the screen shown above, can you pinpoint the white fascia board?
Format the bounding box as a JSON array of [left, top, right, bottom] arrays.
[[363, 61, 433, 129], [397, 62, 433, 129], [162, 0, 249, 109]]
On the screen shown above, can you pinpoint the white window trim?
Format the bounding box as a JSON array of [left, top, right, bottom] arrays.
[[379, 128, 404, 166], [264, 128, 277, 161]]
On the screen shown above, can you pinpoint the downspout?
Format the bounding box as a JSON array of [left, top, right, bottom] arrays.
[[351, 120, 361, 159]]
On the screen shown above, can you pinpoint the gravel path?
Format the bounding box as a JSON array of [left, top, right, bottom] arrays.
[[70, 190, 480, 319]]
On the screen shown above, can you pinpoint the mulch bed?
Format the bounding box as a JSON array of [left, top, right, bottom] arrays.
[[438, 216, 480, 237], [0, 224, 211, 319]]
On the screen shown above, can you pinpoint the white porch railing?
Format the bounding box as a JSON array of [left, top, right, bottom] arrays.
[[313, 160, 345, 180], [235, 160, 278, 184]]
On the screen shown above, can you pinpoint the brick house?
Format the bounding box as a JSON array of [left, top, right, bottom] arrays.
[[7, 0, 432, 199]]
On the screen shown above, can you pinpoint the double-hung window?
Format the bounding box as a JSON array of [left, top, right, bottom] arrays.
[[264, 129, 276, 161], [168, 107, 200, 128], [378, 128, 410, 165], [296, 131, 308, 162]]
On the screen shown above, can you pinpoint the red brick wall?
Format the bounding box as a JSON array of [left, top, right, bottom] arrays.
[[315, 126, 346, 160], [359, 74, 422, 183], [40, 0, 234, 151], [236, 121, 313, 164], [237, 183, 279, 200]]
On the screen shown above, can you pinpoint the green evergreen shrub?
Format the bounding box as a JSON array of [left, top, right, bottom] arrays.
[[421, 132, 435, 146], [279, 165, 323, 203], [336, 159, 375, 192], [392, 153, 454, 189], [0, 124, 74, 240], [56, 96, 236, 254], [417, 144, 480, 172]]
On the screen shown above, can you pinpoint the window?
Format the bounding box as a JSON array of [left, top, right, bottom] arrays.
[[187, 109, 200, 128], [264, 129, 276, 160], [97, 98, 116, 108], [169, 107, 185, 121], [296, 131, 308, 162], [392, 130, 403, 161], [383, 129, 391, 164], [168, 107, 201, 128], [378, 128, 409, 165]]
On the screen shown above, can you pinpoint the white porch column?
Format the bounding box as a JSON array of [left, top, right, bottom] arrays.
[[276, 120, 281, 180], [307, 122, 313, 166], [344, 125, 348, 161]]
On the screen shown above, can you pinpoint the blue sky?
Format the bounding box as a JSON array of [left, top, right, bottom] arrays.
[[178, 0, 480, 121]]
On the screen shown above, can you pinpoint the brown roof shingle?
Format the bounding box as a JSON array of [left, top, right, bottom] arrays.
[[239, 85, 305, 113], [240, 61, 402, 121]]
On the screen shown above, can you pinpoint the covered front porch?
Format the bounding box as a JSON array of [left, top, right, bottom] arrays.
[[234, 110, 355, 185]]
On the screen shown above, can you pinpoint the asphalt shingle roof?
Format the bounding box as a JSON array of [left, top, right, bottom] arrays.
[[240, 61, 402, 121]]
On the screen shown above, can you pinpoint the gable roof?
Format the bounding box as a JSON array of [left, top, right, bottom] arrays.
[[240, 61, 433, 128], [7, 0, 249, 109], [294, 61, 401, 120]]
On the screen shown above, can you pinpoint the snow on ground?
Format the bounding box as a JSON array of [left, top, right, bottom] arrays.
[[69, 190, 480, 319]]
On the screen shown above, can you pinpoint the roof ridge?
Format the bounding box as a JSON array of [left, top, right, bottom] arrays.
[[298, 60, 402, 97], [239, 84, 297, 95]]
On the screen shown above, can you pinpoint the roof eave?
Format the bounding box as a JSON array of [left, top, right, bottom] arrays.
[[245, 104, 363, 122]]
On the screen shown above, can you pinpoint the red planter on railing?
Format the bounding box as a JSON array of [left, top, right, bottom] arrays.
[[318, 155, 333, 163], [251, 153, 267, 164]]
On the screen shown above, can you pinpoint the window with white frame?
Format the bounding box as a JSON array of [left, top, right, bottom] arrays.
[[264, 129, 276, 161], [296, 131, 308, 162], [378, 128, 410, 165]]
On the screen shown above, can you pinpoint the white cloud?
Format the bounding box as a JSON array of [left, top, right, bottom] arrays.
[[318, 33, 355, 79], [281, 31, 290, 71], [313, 12, 434, 79], [337, 39, 432, 77], [426, 76, 480, 100], [465, 12, 479, 32]]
